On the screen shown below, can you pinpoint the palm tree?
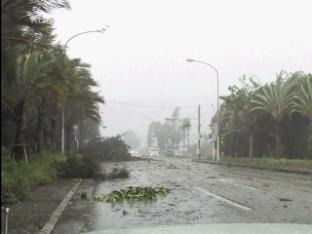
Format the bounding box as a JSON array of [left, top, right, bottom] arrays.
[[2, 0, 70, 47], [251, 71, 297, 157], [59, 57, 104, 151], [1, 50, 53, 158], [292, 74, 312, 120]]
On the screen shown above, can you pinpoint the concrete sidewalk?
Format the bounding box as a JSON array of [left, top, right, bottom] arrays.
[[1, 179, 78, 234]]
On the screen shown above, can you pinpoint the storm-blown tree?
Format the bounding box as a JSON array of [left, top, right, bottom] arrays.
[[1, 46, 104, 158], [2, 50, 55, 158], [211, 71, 311, 159], [251, 71, 297, 157]]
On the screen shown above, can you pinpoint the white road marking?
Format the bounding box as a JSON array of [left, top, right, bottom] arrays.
[[220, 178, 259, 191], [39, 179, 82, 234], [193, 187, 253, 211]]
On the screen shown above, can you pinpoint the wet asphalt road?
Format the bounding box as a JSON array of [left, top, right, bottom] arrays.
[[52, 157, 312, 233]]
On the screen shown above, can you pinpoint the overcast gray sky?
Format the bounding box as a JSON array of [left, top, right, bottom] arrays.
[[51, 0, 312, 147]]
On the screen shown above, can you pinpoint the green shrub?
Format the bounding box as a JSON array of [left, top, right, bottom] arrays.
[[58, 154, 103, 179], [1, 156, 31, 203], [1, 150, 63, 204]]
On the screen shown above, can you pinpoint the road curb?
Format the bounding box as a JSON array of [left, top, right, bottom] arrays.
[[193, 160, 312, 175], [38, 179, 82, 234]]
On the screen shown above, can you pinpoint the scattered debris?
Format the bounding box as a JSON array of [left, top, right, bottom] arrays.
[[80, 192, 88, 200], [82, 186, 170, 203], [278, 198, 293, 202], [167, 164, 178, 169]]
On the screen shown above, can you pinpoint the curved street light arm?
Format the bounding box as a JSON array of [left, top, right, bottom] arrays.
[[64, 29, 107, 48]]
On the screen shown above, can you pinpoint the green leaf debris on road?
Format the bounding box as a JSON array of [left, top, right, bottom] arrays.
[[81, 186, 170, 203]]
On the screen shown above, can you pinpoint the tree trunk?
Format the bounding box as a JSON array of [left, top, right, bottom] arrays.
[[11, 99, 25, 160], [248, 134, 254, 159], [66, 122, 72, 153], [231, 136, 236, 157], [50, 117, 56, 148], [275, 119, 284, 158], [36, 104, 44, 153]]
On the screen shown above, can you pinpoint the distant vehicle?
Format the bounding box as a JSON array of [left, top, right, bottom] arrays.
[[166, 149, 179, 157], [129, 149, 139, 157], [148, 148, 159, 157]]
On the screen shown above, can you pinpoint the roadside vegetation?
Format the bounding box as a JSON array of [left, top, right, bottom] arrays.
[[57, 154, 103, 179], [59, 136, 131, 179], [1, 135, 132, 204], [147, 72, 311, 162], [210, 72, 312, 159], [218, 157, 312, 173], [1, 148, 65, 203], [2, 0, 103, 160], [80, 136, 132, 162], [1, 1, 131, 205]]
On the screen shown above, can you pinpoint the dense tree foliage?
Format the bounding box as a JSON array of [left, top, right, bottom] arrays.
[[1, 0, 104, 159], [80, 136, 131, 162], [211, 72, 312, 159]]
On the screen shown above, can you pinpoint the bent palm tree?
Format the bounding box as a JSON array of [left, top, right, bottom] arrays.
[[251, 71, 296, 157]]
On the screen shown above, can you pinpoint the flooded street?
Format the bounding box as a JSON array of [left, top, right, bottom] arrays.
[[52, 157, 312, 233]]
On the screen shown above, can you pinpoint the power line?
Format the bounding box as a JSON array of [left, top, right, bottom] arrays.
[[104, 100, 197, 109]]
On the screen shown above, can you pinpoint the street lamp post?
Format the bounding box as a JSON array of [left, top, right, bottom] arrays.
[[186, 58, 220, 161], [210, 104, 216, 161], [61, 27, 109, 153]]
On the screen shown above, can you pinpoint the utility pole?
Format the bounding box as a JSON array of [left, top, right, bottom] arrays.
[[197, 105, 201, 159], [212, 122, 217, 161]]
